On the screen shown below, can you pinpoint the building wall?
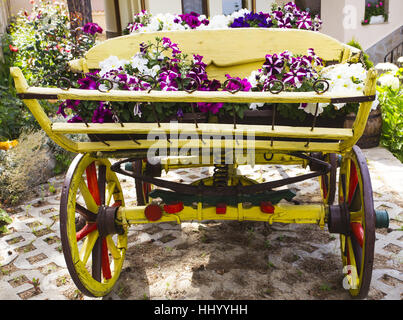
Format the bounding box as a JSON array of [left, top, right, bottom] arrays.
[[321, 0, 403, 49]]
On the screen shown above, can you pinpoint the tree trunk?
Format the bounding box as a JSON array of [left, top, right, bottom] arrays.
[[67, 0, 93, 28]]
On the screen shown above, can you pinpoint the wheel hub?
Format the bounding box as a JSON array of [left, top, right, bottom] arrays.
[[328, 203, 350, 235], [97, 205, 124, 237]]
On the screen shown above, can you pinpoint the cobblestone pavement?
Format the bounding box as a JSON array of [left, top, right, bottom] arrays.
[[0, 147, 402, 300]]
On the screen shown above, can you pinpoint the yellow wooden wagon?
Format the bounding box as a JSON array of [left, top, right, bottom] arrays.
[[11, 28, 389, 299]]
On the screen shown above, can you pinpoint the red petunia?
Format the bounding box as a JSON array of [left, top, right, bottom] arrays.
[[9, 45, 18, 52]]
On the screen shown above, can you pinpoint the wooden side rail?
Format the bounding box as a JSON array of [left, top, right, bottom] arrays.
[[51, 122, 354, 140], [17, 86, 376, 105]]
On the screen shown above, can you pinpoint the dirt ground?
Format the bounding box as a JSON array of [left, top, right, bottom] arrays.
[[103, 217, 400, 300], [1, 161, 402, 301]]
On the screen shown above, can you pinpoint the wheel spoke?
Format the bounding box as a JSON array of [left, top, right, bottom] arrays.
[[350, 222, 364, 248], [76, 222, 97, 242], [321, 175, 328, 200], [106, 235, 121, 260], [346, 237, 360, 289], [340, 173, 347, 203], [92, 237, 102, 282], [75, 203, 97, 222], [106, 182, 117, 206], [79, 178, 99, 213], [350, 231, 363, 276], [348, 161, 359, 205], [349, 184, 362, 212], [101, 238, 112, 280], [86, 162, 101, 206], [98, 165, 107, 206], [79, 229, 99, 265]]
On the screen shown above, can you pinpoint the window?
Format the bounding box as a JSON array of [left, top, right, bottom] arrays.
[[363, 0, 388, 25], [182, 0, 208, 15], [294, 0, 321, 17], [222, 0, 244, 15]]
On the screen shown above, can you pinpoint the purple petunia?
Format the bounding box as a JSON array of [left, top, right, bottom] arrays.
[[197, 79, 224, 114], [297, 15, 312, 29], [82, 22, 103, 35], [162, 37, 181, 56], [263, 54, 285, 76], [159, 69, 180, 91], [283, 68, 308, 88], [176, 12, 209, 29], [57, 99, 80, 118], [92, 102, 113, 123]]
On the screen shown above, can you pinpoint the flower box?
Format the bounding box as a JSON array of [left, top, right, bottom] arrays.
[[369, 15, 385, 24]]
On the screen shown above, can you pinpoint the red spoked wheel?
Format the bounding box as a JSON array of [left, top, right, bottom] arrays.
[[60, 154, 127, 297], [132, 159, 160, 205], [336, 146, 376, 298]]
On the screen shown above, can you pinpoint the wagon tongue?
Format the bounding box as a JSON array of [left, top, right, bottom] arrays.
[[148, 188, 296, 208]]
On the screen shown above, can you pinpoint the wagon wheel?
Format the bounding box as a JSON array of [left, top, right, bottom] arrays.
[[60, 154, 127, 297], [310, 152, 337, 205], [132, 159, 161, 206], [319, 153, 337, 205], [338, 146, 375, 299]]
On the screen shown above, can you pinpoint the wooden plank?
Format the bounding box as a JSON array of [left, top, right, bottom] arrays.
[[76, 29, 349, 81], [84, 28, 346, 65], [51, 122, 353, 140], [23, 86, 369, 104]]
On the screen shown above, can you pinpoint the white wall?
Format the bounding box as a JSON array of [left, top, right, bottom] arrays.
[[145, 0, 182, 14], [321, 0, 403, 50]]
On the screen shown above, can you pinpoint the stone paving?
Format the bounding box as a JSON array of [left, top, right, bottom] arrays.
[[0, 147, 402, 300]]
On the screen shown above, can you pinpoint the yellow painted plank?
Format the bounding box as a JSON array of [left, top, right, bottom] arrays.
[[52, 122, 353, 140], [81, 29, 348, 81]]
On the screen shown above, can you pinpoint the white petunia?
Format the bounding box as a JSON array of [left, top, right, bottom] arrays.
[[299, 103, 324, 115], [99, 56, 128, 76]]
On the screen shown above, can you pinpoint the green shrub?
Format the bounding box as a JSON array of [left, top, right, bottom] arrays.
[[0, 208, 12, 234], [347, 39, 374, 70], [377, 83, 403, 162], [5, 0, 98, 86], [0, 40, 38, 141]]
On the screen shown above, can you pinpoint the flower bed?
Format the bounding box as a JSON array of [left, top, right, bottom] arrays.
[[57, 36, 376, 130], [123, 2, 322, 34]]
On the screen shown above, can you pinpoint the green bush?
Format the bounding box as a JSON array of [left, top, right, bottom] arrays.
[[377, 83, 403, 162], [0, 208, 12, 234], [0, 40, 38, 141], [5, 0, 97, 86], [347, 39, 374, 70]]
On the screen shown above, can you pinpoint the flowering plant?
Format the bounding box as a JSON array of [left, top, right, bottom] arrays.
[[6, 0, 102, 86], [231, 2, 322, 31], [124, 10, 211, 34], [58, 37, 227, 123], [376, 67, 402, 162], [124, 2, 321, 34], [362, 0, 388, 25]]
